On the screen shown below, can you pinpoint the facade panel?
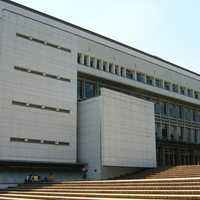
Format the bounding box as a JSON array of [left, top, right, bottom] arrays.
[[101, 88, 156, 168]]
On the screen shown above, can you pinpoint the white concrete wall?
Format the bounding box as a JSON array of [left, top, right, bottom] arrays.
[[78, 97, 102, 180], [101, 88, 156, 168], [78, 88, 156, 179], [0, 9, 77, 163], [0, 0, 199, 108]]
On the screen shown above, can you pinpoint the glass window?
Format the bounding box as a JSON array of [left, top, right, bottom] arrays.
[[103, 61, 107, 71], [126, 69, 133, 79], [180, 86, 185, 95], [193, 110, 197, 122], [156, 123, 161, 139], [172, 84, 178, 93], [90, 57, 95, 68], [120, 67, 125, 76], [161, 102, 168, 115], [115, 65, 119, 75], [85, 81, 96, 98], [184, 108, 192, 121], [179, 127, 184, 141], [155, 79, 163, 88], [155, 102, 161, 114], [194, 91, 199, 99], [164, 81, 171, 91], [136, 72, 145, 83], [162, 124, 168, 140], [178, 105, 184, 119], [194, 129, 198, 144], [187, 89, 193, 97], [97, 59, 101, 69], [84, 55, 89, 66], [170, 126, 177, 141], [169, 103, 177, 118], [146, 76, 154, 86], [77, 79, 83, 99], [185, 128, 191, 143], [77, 53, 82, 64], [109, 63, 113, 73]]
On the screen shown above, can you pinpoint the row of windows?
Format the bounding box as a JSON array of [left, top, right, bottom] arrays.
[[14, 66, 71, 82], [16, 33, 71, 53], [12, 100, 70, 114], [10, 137, 70, 146], [155, 102, 200, 123], [78, 79, 200, 124], [156, 123, 200, 144], [78, 79, 97, 99], [77, 53, 200, 101]]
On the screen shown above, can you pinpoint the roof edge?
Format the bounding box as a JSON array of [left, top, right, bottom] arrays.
[[1, 0, 200, 78]]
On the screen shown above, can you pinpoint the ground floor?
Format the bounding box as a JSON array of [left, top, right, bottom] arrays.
[[157, 141, 200, 166]]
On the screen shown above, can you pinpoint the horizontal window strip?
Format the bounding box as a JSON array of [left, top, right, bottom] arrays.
[[12, 100, 70, 114], [14, 66, 71, 83], [77, 52, 200, 101], [10, 137, 70, 146], [16, 33, 71, 53]]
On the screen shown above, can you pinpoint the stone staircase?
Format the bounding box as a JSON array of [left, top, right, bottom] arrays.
[[124, 165, 200, 179], [1, 165, 200, 199]]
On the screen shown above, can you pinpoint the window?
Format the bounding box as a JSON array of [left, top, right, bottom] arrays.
[[162, 124, 168, 140], [170, 126, 177, 141], [194, 91, 199, 99], [184, 108, 192, 121], [164, 81, 171, 91], [85, 81, 96, 98], [16, 33, 71, 53], [155, 102, 161, 114], [155, 79, 163, 88], [186, 128, 191, 143], [97, 59, 101, 70], [103, 61, 107, 71], [168, 103, 177, 118], [194, 129, 198, 144], [178, 105, 184, 119], [156, 123, 161, 139], [180, 86, 186, 95], [146, 76, 154, 86], [172, 84, 178, 93], [193, 110, 198, 122], [109, 63, 114, 73], [14, 66, 70, 82], [120, 67, 125, 77], [136, 72, 145, 83], [179, 127, 184, 141], [187, 89, 193, 97], [126, 69, 133, 79], [78, 79, 84, 99], [77, 53, 82, 64], [161, 102, 168, 115], [12, 101, 70, 114], [90, 57, 95, 68], [84, 55, 89, 66], [115, 65, 119, 75]]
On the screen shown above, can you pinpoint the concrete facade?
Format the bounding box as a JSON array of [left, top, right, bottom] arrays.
[[0, 0, 199, 181], [78, 88, 156, 179]]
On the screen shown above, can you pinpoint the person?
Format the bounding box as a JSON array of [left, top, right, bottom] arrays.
[[47, 172, 54, 182], [82, 165, 88, 180], [24, 174, 32, 184]]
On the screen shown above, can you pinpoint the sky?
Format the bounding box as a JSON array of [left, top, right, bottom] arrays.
[[12, 0, 200, 74]]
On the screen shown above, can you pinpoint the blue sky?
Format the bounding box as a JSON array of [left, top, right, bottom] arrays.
[[13, 0, 200, 74]]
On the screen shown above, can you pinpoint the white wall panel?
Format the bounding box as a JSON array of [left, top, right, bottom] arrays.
[[101, 88, 156, 168]]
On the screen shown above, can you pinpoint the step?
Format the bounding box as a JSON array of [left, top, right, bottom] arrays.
[[1, 192, 200, 199], [17, 181, 200, 188], [5, 189, 200, 195], [11, 185, 200, 191]]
